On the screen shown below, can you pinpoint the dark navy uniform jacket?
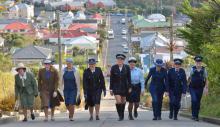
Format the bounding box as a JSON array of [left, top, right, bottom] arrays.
[[167, 68, 187, 94], [145, 67, 168, 92], [83, 67, 106, 96], [110, 64, 131, 94]]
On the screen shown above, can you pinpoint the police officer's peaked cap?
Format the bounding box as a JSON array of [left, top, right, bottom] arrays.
[[128, 57, 137, 63], [174, 58, 183, 65], [87, 58, 97, 64], [194, 55, 203, 62], [116, 54, 126, 59], [43, 59, 52, 64]]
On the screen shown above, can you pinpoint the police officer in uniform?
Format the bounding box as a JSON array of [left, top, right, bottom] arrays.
[[188, 56, 208, 121], [83, 58, 106, 121], [110, 54, 132, 121], [167, 58, 187, 120], [127, 57, 145, 120], [145, 59, 168, 120]]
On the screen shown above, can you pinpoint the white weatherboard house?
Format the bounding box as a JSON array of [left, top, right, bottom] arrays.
[[8, 3, 34, 19], [63, 36, 98, 55], [140, 32, 188, 71]]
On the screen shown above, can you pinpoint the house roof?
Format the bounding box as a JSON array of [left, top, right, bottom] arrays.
[[72, 19, 98, 24], [91, 13, 103, 19], [68, 23, 97, 30], [80, 27, 97, 33], [4, 21, 32, 30], [134, 19, 169, 28], [0, 18, 29, 24], [49, 1, 85, 8], [63, 36, 98, 49], [131, 15, 144, 22], [147, 13, 166, 22], [140, 32, 169, 48], [46, 30, 87, 39], [12, 45, 52, 59]]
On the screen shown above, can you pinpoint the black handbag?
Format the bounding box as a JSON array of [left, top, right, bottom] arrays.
[[84, 102, 88, 110], [50, 90, 64, 107], [76, 95, 81, 106]]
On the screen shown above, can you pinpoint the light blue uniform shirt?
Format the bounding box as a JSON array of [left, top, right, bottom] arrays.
[[130, 67, 145, 92]]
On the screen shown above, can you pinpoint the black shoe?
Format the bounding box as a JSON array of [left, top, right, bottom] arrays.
[[134, 110, 138, 118], [194, 118, 199, 121], [152, 117, 157, 120], [174, 117, 178, 120], [169, 112, 173, 119], [191, 117, 196, 120], [89, 116, 93, 121], [128, 113, 134, 120], [96, 116, 100, 120], [22, 118, 28, 122], [31, 113, 35, 120], [157, 117, 162, 120]]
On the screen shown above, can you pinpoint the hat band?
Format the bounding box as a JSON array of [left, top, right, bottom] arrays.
[[129, 60, 137, 63]]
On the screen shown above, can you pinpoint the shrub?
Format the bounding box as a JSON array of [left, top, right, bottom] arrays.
[[0, 95, 15, 111], [0, 72, 15, 111]]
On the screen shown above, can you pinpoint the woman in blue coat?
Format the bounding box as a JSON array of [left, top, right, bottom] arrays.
[[167, 58, 187, 120], [63, 58, 80, 121], [145, 59, 168, 120]]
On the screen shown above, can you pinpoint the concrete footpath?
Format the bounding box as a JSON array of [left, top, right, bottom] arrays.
[[0, 98, 219, 127]]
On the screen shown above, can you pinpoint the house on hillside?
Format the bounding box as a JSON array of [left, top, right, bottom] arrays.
[[8, 3, 34, 19], [86, 0, 116, 9], [12, 45, 53, 64], [46, 30, 88, 44], [75, 11, 86, 20], [91, 13, 103, 24], [36, 11, 56, 29], [0, 18, 30, 32], [3, 21, 33, 33], [139, 32, 188, 69], [47, 1, 85, 11]]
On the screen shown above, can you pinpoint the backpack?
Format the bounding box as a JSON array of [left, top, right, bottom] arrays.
[[190, 66, 206, 88]]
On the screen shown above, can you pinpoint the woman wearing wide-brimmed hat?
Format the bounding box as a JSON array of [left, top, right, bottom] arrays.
[[63, 58, 80, 121], [145, 59, 168, 120], [15, 63, 38, 122], [83, 58, 106, 121], [38, 59, 59, 122]]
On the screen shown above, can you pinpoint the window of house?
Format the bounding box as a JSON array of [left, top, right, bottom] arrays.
[[20, 29, 25, 32]]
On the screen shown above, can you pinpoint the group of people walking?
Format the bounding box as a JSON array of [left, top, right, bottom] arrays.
[[14, 53, 208, 122]]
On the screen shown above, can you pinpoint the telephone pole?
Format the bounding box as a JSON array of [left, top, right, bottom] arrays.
[[169, 10, 174, 61], [56, 10, 62, 85]]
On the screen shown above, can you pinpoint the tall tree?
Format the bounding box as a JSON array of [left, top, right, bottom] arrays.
[[178, 0, 220, 55]]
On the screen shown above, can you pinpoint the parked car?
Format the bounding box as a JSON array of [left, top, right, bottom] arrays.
[[122, 35, 127, 40], [121, 29, 127, 35], [108, 29, 114, 39], [121, 43, 127, 47], [121, 18, 126, 24], [123, 47, 129, 53]]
